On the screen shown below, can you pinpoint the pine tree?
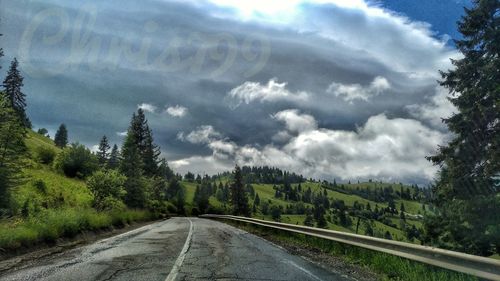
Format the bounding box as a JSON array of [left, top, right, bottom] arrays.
[[253, 193, 260, 206], [167, 177, 185, 214], [129, 109, 161, 177], [97, 135, 110, 166], [304, 212, 314, 227], [0, 95, 26, 209], [231, 165, 250, 216], [142, 127, 161, 176], [120, 129, 146, 208], [424, 0, 500, 256], [108, 144, 119, 169], [54, 124, 68, 148], [2, 58, 30, 128]]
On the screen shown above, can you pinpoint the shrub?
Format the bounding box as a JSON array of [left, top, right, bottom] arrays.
[[34, 146, 56, 164], [53, 143, 99, 178], [87, 170, 127, 211]]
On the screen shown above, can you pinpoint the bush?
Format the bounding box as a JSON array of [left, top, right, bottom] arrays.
[[87, 170, 127, 211], [34, 146, 57, 164], [53, 143, 98, 178], [33, 179, 47, 194]]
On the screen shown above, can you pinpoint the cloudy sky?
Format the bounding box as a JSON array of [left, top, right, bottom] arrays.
[[0, 0, 471, 184]]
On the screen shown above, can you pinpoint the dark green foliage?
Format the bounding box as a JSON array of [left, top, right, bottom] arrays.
[[2, 58, 30, 128], [120, 128, 147, 208], [34, 146, 56, 164], [231, 165, 250, 216], [37, 128, 48, 137], [364, 221, 374, 236], [184, 172, 195, 182], [158, 158, 175, 180], [425, 0, 500, 256], [261, 201, 269, 215], [97, 135, 110, 167], [54, 143, 99, 178], [270, 205, 281, 221], [129, 109, 161, 177], [253, 193, 260, 206], [54, 124, 68, 148], [107, 144, 119, 169], [167, 177, 185, 214], [87, 170, 126, 211], [0, 95, 26, 210], [193, 183, 210, 214], [304, 212, 314, 227]]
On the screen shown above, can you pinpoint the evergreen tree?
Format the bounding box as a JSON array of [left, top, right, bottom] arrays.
[[108, 144, 120, 169], [253, 193, 260, 206], [158, 158, 174, 180], [365, 222, 374, 237], [304, 212, 314, 227], [142, 127, 161, 176], [54, 124, 68, 148], [0, 95, 26, 210], [2, 58, 30, 127], [270, 205, 281, 221], [193, 183, 209, 213], [424, 0, 500, 256], [231, 165, 250, 216], [97, 135, 110, 166], [120, 129, 146, 208], [129, 109, 161, 176], [167, 177, 185, 214]]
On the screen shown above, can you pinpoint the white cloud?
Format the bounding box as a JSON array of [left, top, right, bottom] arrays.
[[137, 103, 157, 113], [165, 105, 188, 117], [272, 109, 318, 133], [90, 144, 100, 153], [327, 76, 391, 102], [172, 112, 447, 184], [226, 79, 309, 109], [177, 125, 221, 144], [407, 87, 457, 130], [116, 131, 128, 137]]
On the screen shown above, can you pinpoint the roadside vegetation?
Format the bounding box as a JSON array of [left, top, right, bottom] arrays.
[[0, 50, 181, 252], [227, 220, 477, 281]]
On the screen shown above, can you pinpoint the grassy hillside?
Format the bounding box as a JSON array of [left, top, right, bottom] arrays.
[[181, 178, 426, 244], [0, 131, 153, 252]]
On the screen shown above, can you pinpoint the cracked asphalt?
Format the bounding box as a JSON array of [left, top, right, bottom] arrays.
[[0, 218, 352, 281]]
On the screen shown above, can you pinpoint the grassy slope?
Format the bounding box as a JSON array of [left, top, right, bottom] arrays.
[[0, 131, 152, 251], [181, 178, 423, 243]]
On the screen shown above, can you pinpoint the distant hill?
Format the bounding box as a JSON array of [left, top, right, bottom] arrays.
[[180, 169, 431, 244]]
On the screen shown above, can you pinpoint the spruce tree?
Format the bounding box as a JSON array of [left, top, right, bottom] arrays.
[[97, 135, 110, 166], [231, 165, 250, 216], [142, 127, 161, 176], [129, 109, 161, 177], [54, 124, 68, 148], [0, 95, 26, 210], [2, 58, 30, 127], [108, 144, 119, 169], [424, 0, 500, 256], [120, 129, 146, 208]]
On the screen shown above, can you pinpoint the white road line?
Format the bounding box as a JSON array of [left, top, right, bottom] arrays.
[[165, 218, 194, 281], [283, 260, 324, 281]]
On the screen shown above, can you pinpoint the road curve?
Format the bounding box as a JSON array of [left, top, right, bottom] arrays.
[[0, 218, 352, 281]]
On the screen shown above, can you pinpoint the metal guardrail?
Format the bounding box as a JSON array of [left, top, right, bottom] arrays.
[[201, 214, 500, 281]]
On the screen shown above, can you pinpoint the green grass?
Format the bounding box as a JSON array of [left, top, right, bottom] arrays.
[[0, 130, 161, 252], [226, 220, 477, 281], [0, 209, 151, 250]]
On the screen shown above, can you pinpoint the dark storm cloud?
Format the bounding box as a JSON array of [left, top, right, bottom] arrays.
[[0, 0, 458, 184]]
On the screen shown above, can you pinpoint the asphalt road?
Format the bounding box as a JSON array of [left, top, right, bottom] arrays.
[[0, 218, 352, 281]]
